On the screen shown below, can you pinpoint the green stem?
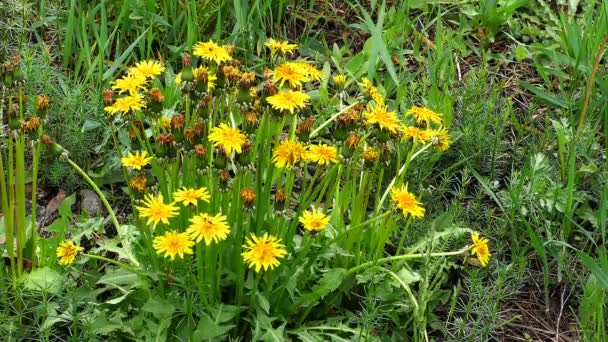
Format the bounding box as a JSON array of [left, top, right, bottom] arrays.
[[31, 142, 41, 268], [394, 217, 414, 256], [65, 158, 140, 266], [345, 247, 469, 277], [82, 253, 145, 278], [309, 102, 358, 139]]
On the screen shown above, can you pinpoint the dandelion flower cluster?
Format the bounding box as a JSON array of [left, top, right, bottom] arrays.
[[193, 40, 232, 64]]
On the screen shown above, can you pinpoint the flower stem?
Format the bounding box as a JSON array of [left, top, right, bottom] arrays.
[[82, 253, 145, 278], [345, 247, 469, 277], [65, 158, 140, 266]]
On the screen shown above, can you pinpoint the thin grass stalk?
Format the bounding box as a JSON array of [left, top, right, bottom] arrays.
[[0, 89, 14, 274], [30, 142, 41, 268]]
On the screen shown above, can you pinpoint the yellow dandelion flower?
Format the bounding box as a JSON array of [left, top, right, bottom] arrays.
[[153, 230, 194, 260], [333, 74, 347, 87], [390, 185, 425, 218], [422, 128, 451, 151], [272, 140, 308, 168], [208, 123, 247, 155], [104, 94, 146, 116], [159, 116, 172, 130], [364, 104, 402, 134], [294, 62, 323, 81], [136, 193, 179, 227], [186, 213, 230, 245], [265, 38, 298, 56], [194, 66, 217, 90], [274, 62, 309, 89], [131, 60, 165, 79], [121, 151, 153, 170], [307, 144, 338, 166], [299, 208, 330, 232], [401, 126, 429, 143], [362, 147, 380, 162], [56, 240, 84, 265], [193, 40, 232, 64], [242, 233, 287, 272], [470, 232, 490, 267], [360, 77, 384, 105], [407, 106, 443, 125], [266, 90, 310, 114], [173, 187, 211, 206], [111, 72, 147, 95]]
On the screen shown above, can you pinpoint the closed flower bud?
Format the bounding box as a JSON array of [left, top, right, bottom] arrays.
[[102, 89, 113, 105], [36, 95, 49, 114]]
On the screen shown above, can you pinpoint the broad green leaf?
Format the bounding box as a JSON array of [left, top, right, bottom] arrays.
[[142, 296, 176, 317], [97, 267, 139, 287], [193, 314, 236, 340], [395, 268, 421, 285], [23, 267, 64, 294]]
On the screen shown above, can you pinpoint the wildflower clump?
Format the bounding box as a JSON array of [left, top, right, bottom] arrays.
[[91, 37, 479, 335]]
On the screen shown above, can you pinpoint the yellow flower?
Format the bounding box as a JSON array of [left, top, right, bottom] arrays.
[[159, 116, 172, 130], [173, 187, 211, 206], [136, 193, 179, 227], [299, 208, 330, 232], [307, 144, 338, 166], [208, 123, 247, 155], [265, 38, 298, 56], [401, 126, 429, 143], [131, 60, 165, 79], [362, 147, 380, 162], [364, 104, 402, 134], [266, 90, 310, 114], [121, 151, 153, 170], [56, 240, 84, 265], [186, 213, 230, 245], [193, 40, 232, 64], [422, 128, 451, 151], [333, 74, 347, 87], [295, 62, 323, 81], [360, 77, 384, 105], [193, 66, 217, 89], [104, 94, 146, 116], [272, 140, 307, 168], [470, 232, 490, 267], [242, 233, 287, 272], [111, 72, 148, 95], [274, 62, 309, 89], [407, 106, 443, 126], [153, 230, 194, 260], [390, 185, 425, 218]]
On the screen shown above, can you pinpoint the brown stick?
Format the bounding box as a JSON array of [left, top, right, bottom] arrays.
[[575, 34, 608, 141]]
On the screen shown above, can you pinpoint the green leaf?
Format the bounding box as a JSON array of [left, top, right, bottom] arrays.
[[97, 267, 139, 287], [142, 296, 176, 317], [579, 252, 608, 289], [103, 28, 149, 81], [395, 268, 421, 285], [23, 267, 64, 294], [257, 292, 270, 314], [293, 268, 346, 310], [193, 314, 236, 340], [519, 81, 568, 109]]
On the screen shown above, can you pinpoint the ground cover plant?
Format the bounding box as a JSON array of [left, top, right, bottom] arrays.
[[1, 0, 607, 341]]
